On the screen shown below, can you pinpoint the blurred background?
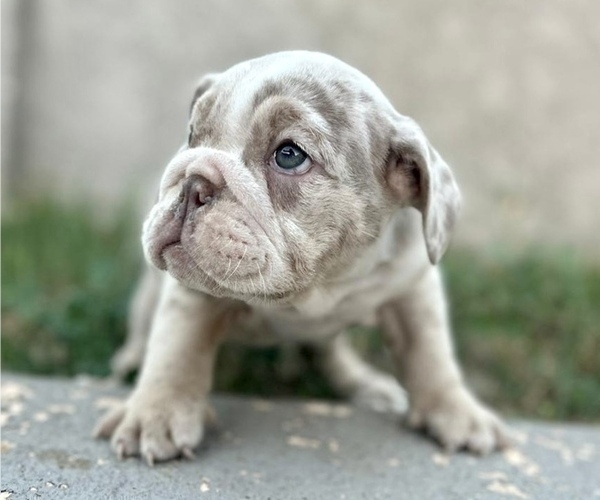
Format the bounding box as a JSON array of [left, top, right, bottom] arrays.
[[2, 0, 599, 422]]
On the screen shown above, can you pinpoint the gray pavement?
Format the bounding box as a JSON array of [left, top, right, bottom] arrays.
[[1, 373, 599, 499]]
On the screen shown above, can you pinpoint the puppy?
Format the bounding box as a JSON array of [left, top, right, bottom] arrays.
[[96, 51, 508, 464]]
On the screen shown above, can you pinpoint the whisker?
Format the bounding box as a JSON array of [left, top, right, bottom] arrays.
[[223, 245, 247, 282], [359, 229, 378, 239], [256, 261, 268, 303], [223, 258, 232, 281]]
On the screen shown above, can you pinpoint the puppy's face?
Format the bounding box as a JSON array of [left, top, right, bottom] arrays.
[[143, 52, 460, 304]]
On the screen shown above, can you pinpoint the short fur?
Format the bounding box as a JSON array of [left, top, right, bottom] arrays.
[[97, 51, 508, 464]]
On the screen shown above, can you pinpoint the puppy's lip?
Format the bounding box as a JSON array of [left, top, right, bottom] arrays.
[[161, 242, 203, 282], [150, 211, 186, 270], [159, 241, 181, 269], [219, 286, 299, 305], [245, 291, 298, 306]]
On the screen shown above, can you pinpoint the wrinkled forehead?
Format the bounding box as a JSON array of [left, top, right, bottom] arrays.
[[190, 53, 395, 162], [222, 52, 390, 118]]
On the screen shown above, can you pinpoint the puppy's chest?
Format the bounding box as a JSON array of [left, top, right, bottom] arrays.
[[231, 261, 417, 343]]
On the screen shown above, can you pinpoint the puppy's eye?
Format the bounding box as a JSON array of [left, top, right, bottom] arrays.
[[273, 143, 311, 174]]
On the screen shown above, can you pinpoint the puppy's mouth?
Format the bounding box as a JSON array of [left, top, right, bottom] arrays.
[[159, 241, 182, 268], [150, 216, 186, 272], [148, 197, 294, 302], [161, 242, 297, 303]]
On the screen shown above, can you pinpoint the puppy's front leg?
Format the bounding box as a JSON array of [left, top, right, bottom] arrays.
[[95, 275, 230, 464], [110, 266, 163, 379], [379, 267, 509, 454], [317, 334, 407, 414]]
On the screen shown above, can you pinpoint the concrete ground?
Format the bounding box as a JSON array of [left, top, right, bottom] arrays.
[[1, 373, 599, 499]]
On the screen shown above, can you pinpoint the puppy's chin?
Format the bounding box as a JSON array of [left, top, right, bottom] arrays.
[[161, 243, 300, 305]]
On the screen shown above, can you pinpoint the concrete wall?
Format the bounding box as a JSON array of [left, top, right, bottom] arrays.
[[3, 0, 600, 255]]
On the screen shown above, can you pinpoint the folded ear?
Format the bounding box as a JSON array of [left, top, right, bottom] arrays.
[[189, 73, 221, 115], [385, 117, 461, 265]]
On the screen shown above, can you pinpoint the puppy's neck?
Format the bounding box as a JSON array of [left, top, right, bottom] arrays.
[[286, 209, 425, 318], [331, 209, 422, 281]]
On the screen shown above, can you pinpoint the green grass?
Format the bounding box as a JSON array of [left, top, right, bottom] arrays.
[[446, 251, 600, 422], [1, 200, 140, 375], [2, 199, 599, 422]]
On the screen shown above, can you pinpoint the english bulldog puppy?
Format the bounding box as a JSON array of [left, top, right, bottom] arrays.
[[96, 51, 508, 464]]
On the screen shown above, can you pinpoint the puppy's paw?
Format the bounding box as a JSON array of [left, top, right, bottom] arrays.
[[408, 387, 510, 455], [352, 373, 408, 415], [94, 392, 210, 465]]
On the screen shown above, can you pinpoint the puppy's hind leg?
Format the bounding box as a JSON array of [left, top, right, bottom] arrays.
[[110, 266, 163, 379], [316, 333, 407, 415]]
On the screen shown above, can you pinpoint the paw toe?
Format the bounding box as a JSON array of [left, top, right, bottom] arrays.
[[93, 404, 126, 439], [140, 423, 180, 463], [464, 421, 496, 455], [111, 420, 141, 458], [170, 410, 205, 450]]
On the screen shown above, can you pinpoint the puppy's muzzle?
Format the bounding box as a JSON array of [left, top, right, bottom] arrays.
[[145, 147, 288, 291]]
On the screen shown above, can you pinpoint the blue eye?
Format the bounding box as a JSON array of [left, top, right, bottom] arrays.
[[274, 143, 309, 171]]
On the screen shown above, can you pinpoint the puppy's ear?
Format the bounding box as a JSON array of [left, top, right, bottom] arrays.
[[386, 117, 461, 265], [189, 73, 221, 115]]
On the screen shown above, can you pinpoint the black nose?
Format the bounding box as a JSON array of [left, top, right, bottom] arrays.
[[180, 174, 218, 219]]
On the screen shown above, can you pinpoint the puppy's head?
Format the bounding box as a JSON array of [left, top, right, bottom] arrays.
[[143, 51, 460, 304]]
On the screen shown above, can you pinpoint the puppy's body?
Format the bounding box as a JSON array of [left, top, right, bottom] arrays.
[[98, 51, 508, 464]]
